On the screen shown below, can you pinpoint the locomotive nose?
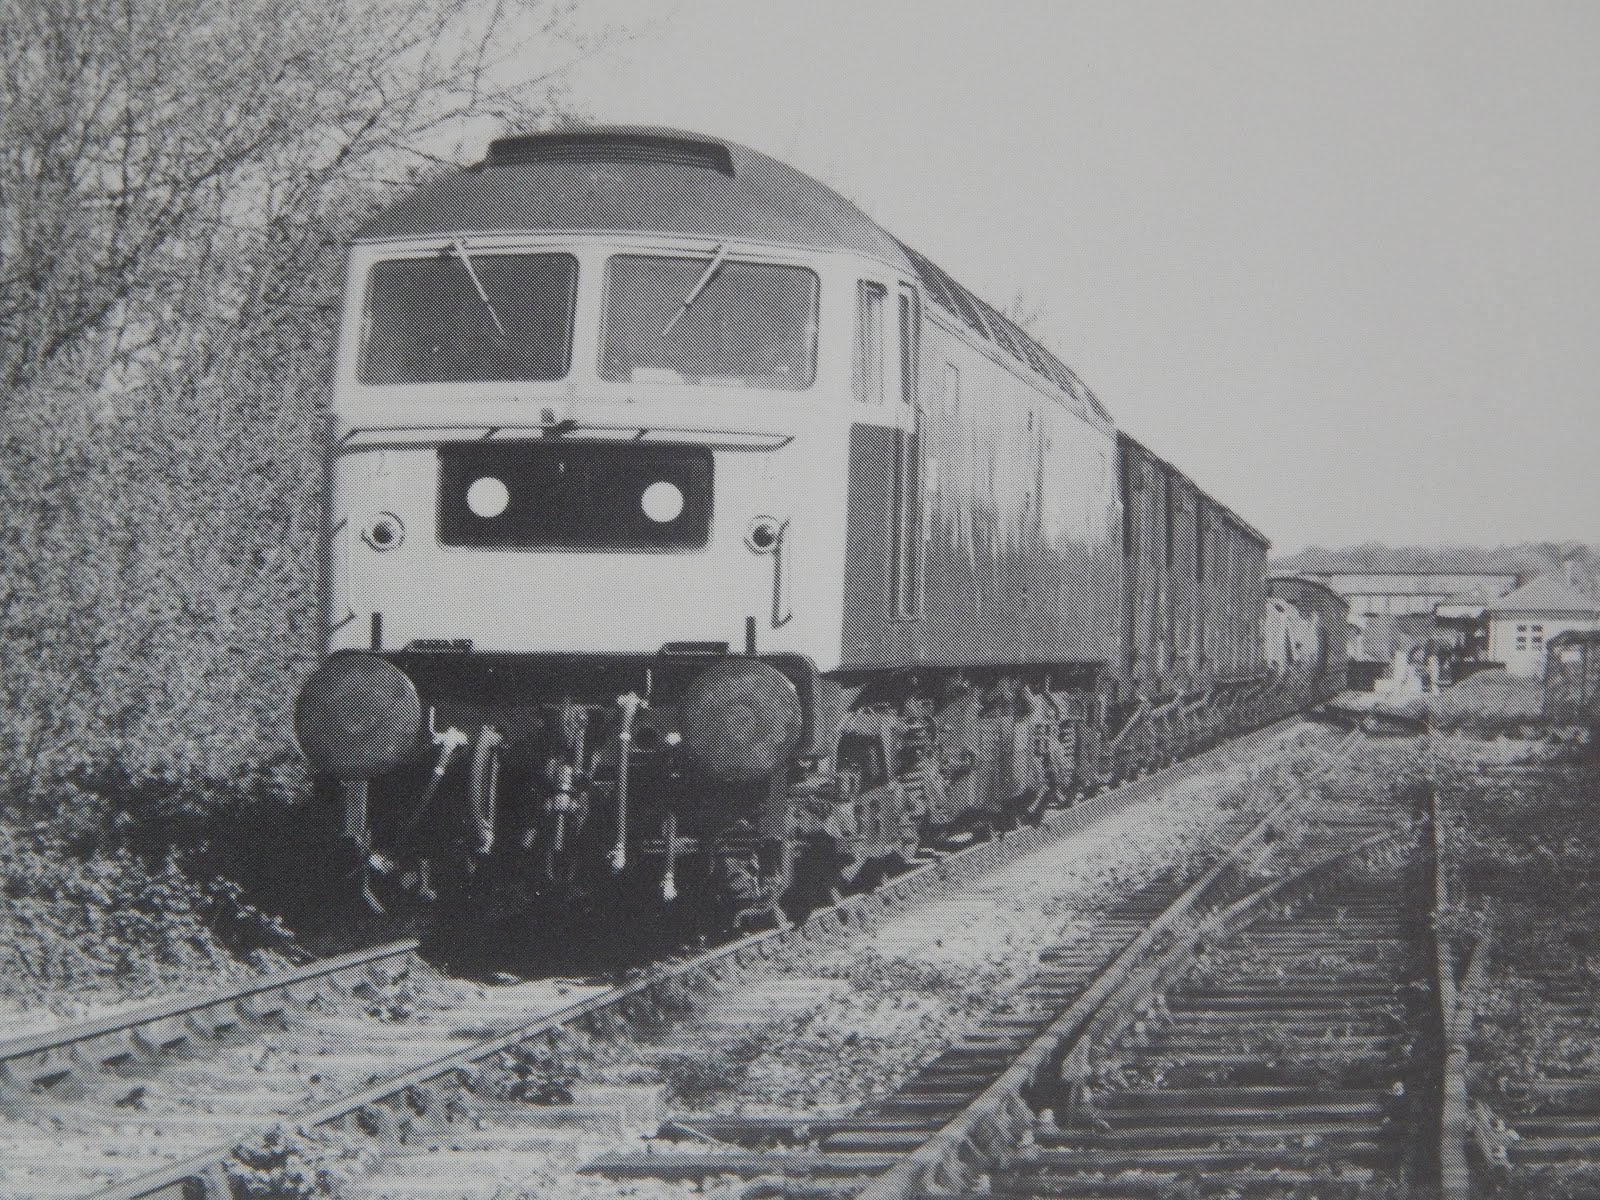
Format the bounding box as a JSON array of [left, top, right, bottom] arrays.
[[678, 658, 803, 783], [294, 653, 424, 780]]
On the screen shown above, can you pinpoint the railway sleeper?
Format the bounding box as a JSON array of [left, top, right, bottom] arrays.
[[958, 1169, 1377, 1199], [1036, 1117, 1390, 1149], [1057, 1097, 1393, 1128], [1014, 1143, 1394, 1172], [583, 1148, 902, 1180]]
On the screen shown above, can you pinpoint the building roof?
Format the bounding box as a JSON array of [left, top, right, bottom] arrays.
[[1485, 575, 1598, 616], [1549, 629, 1600, 648], [1289, 571, 1521, 596]]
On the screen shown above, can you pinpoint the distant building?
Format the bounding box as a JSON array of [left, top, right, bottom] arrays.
[[1544, 630, 1600, 722], [1485, 576, 1600, 678], [1434, 581, 1523, 661], [1283, 570, 1522, 661], [1267, 576, 1353, 680], [1288, 571, 1521, 626]]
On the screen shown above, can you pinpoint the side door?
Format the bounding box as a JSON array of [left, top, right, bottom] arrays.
[[892, 284, 926, 619]]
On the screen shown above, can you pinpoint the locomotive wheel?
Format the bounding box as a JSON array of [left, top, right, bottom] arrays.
[[780, 834, 851, 921]]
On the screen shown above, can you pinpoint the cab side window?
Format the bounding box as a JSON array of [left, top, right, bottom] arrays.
[[853, 281, 886, 404], [898, 286, 918, 404]]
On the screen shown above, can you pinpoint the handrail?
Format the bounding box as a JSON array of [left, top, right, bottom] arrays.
[[337, 420, 794, 451]]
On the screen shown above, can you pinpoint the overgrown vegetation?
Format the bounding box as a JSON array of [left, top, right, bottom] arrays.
[[0, 0, 631, 1004], [1430, 722, 1600, 1194], [0, 770, 343, 1011], [1423, 670, 1547, 733], [2, 0, 603, 791], [1340, 668, 1553, 739]]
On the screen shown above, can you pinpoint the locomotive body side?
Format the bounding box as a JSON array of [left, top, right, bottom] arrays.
[[840, 272, 1122, 677]]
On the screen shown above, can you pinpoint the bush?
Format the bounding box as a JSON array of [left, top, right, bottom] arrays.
[[0, 787, 300, 1004], [1, 0, 599, 795]]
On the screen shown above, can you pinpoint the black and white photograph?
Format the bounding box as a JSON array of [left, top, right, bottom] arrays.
[[3, 2, 1599, 1196]]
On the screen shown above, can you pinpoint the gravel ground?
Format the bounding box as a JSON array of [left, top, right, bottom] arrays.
[[3, 723, 1341, 1199], [455, 722, 1342, 1200], [669, 724, 1332, 1119]]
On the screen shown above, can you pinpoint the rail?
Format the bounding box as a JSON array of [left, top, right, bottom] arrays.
[[0, 940, 418, 1075], [858, 732, 1421, 1200], [80, 717, 1307, 1200]]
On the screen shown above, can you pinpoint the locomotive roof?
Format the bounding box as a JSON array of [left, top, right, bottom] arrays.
[[357, 126, 911, 264], [358, 126, 1109, 420]]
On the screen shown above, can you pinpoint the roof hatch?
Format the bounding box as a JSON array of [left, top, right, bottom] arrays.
[[484, 130, 735, 176]]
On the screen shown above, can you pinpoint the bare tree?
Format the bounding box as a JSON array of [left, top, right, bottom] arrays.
[[0, 0, 621, 790], [0, 0, 601, 393]]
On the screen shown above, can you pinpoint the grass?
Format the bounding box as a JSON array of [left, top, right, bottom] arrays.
[[1339, 668, 1554, 737], [1438, 739, 1600, 1116], [1425, 669, 1547, 732]]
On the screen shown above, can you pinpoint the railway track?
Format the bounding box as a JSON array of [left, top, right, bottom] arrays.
[[0, 941, 615, 1198], [585, 732, 1438, 1199], [0, 719, 1309, 1200]]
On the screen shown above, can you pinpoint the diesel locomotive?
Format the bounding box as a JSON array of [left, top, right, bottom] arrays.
[[294, 127, 1327, 924]]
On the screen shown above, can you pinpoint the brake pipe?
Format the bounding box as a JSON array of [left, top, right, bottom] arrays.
[[610, 693, 646, 872], [400, 727, 469, 838], [662, 811, 679, 901], [340, 780, 387, 914], [468, 727, 504, 855]]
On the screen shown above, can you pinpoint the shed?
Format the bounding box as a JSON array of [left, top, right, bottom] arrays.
[[1544, 630, 1600, 722], [1485, 576, 1600, 678]]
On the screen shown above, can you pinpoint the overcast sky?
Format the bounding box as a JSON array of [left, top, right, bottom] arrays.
[[564, 0, 1599, 554]]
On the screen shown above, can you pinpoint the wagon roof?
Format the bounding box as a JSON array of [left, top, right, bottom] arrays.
[[1267, 575, 1349, 611], [1118, 431, 1270, 550]]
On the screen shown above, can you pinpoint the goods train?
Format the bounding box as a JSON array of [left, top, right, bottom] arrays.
[[294, 127, 1342, 924]]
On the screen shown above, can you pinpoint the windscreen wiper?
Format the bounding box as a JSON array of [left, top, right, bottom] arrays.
[[450, 237, 508, 338], [661, 243, 729, 336]]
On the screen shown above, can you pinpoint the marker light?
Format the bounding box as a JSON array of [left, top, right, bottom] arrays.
[[641, 480, 685, 523], [746, 515, 782, 553], [466, 476, 510, 518]]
